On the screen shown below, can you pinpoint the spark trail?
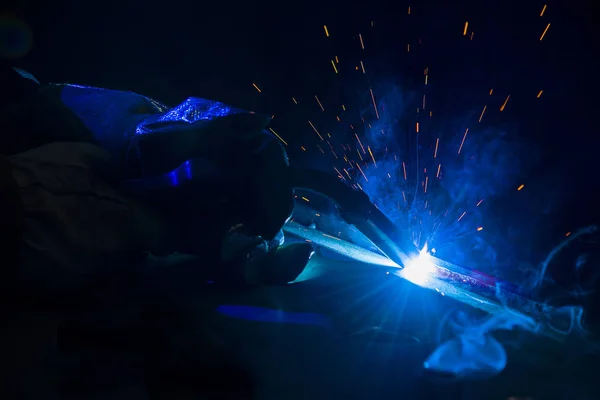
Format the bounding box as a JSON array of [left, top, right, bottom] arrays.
[[249, 3, 592, 379]]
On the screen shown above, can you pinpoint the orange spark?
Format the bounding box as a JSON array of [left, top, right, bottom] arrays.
[[478, 105, 487, 122], [324, 25, 330, 37], [322, 233, 341, 241], [315, 95, 325, 111], [355, 133, 366, 153], [537, 90, 544, 98], [500, 95, 510, 111], [407, 6, 411, 14], [476, 199, 483, 206], [308, 121, 324, 140], [407, 44, 410, 52], [335, 55, 339, 63], [517, 184, 525, 191], [252, 83, 262, 92], [356, 163, 368, 181], [489, 88, 493, 95], [540, 23, 550, 41], [436, 164, 441, 178], [268, 127, 288, 146], [458, 128, 469, 154], [477, 226, 483, 231], [434, 138, 439, 158], [416, 122, 419, 133], [368, 146, 377, 167], [470, 31, 474, 40], [360, 60, 366, 74], [463, 21, 469, 36], [369, 89, 380, 119], [540, 5, 547, 17], [358, 33, 365, 49]]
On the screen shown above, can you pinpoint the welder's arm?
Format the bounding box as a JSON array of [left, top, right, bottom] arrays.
[[131, 113, 272, 176], [290, 167, 417, 266]]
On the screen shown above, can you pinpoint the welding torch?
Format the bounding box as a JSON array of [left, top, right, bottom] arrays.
[[290, 167, 418, 267]]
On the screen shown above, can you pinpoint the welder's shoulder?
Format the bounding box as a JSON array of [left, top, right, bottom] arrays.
[[0, 83, 98, 155]]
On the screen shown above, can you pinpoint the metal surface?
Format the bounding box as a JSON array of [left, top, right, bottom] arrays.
[[283, 221, 567, 342]]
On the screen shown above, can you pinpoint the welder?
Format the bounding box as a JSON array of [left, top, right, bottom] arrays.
[[1, 65, 401, 295]]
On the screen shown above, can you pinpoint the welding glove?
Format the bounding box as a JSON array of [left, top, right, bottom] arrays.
[[121, 96, 311, 282], [221, 224, 314, 285]]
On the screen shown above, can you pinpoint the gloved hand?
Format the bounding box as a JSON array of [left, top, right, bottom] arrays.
[[220, 224, 270, 283], [219, 224, 312, 286]]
